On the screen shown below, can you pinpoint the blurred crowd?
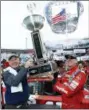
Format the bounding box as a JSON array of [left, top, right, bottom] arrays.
[[1, 54, 89, 109], [1, 56, 89, 88]]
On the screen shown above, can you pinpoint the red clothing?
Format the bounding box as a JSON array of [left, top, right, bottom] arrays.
[[85, 66, 89, 76], [53, 66, 89, 109], [3, 62, 9, 68]]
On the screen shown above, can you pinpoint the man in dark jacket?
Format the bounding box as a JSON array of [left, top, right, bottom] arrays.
[[2, 55, 31, 109]]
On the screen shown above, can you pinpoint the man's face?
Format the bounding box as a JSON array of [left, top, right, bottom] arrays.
[[65, 59, 77, 70], [9, 57, 20, 68]]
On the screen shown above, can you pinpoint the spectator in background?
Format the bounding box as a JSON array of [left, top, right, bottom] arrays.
[[83, 60, 89, 75], [78, 61, 85, 71], [1, 59, 9, 69], [83, 60, 89, 89], [2, 55, 32, 109]]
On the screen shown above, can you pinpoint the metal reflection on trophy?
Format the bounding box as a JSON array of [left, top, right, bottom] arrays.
[[23, 3, 45, 31], [23, 3, 45, 63], [23, 15, 45, 31], [45, 1, 84, 34]]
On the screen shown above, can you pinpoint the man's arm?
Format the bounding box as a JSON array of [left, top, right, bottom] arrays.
[[2, 67, 28, 86], [3, 59, 33, 87], [53, 71, 87, 97]]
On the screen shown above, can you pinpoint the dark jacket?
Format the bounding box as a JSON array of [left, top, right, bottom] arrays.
[[2, 66, 29, 105]]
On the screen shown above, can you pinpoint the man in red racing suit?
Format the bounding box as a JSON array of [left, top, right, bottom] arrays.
[[53, 55, 89, 109]]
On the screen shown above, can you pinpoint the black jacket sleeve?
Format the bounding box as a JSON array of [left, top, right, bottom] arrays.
[[2, 67, 28, 86]]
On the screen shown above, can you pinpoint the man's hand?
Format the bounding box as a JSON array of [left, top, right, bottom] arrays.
[[25, 59, 34, 68], [47, 73, 54, 80]]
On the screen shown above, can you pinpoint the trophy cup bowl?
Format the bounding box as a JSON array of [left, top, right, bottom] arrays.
[[23, 14, 45, 31]]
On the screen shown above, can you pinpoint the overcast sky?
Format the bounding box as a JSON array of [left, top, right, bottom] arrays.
[[1, 1, 89, 49]]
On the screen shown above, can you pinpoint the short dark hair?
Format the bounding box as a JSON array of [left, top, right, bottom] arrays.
[[55, 60, 64, 68], [8, 55, 19, 61]]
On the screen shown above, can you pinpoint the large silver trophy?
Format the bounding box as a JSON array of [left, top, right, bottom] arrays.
[[23, 3, 57, 77]]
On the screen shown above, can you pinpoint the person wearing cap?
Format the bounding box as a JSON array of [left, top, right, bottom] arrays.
[[2, 55, 32, 109], [53, 55, 89, 109]]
